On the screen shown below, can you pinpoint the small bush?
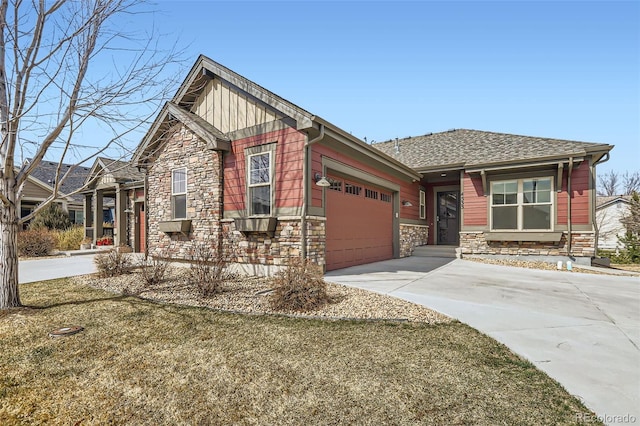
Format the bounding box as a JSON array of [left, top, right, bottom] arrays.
[[139, 256, 170, 287], [28, 203, 71, 231], [18, 229, 57, 257], [94, 248, 132, 278], [188, 244, 227, 297], [55, 226, 85, 250], [269, 258, 330, 312]]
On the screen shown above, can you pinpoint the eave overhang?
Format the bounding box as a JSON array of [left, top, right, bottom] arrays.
[[313, 117, 422, 182]]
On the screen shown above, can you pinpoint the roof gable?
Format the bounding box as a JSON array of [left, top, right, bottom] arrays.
[[596, 195, 632, 209], [133, 55, 315, 166], [372, 129, 614, 172], [21, 160, 91, 202]]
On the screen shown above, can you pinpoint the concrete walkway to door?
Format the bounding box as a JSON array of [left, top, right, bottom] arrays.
[[325, 257, 640, 425]]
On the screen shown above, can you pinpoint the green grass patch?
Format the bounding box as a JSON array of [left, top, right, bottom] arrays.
[[0, 279, 600, 425]]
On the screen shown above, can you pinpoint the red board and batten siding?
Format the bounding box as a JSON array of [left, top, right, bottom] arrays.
[[223, 127, 306, 212], [557, 161, 591, 225], [462, 174, 487, 227], [310, 144, 422, 219]]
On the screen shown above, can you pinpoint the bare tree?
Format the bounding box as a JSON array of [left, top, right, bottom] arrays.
[[622, 171, 640, 196], [598, 170, 640, 196], [598, 170, 619, 196], [0, 0, 182, 309]]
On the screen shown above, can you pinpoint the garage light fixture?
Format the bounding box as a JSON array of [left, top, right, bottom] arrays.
[[314, 173, 331, 187], [402, 200, 413, 207]]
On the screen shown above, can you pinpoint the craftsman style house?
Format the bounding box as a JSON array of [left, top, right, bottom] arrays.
[[126, 55, 612, 272], [19, 160, 90, 228]]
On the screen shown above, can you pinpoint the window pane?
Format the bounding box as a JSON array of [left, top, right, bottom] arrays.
[[523, 205, 550, 229], [492, 181, 517, 205], [251, 186, 271, 215], [172, 169, 186, 194], [523, 178, 551, 204], [492, 206, 517, 229], [173, 194, 186, 219], [250, 154, 270, 184]]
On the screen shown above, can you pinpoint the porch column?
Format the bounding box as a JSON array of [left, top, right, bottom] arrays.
[[93, 189, 103, 245], [84, 194, 93, 239], [115, 185, 128, 247]]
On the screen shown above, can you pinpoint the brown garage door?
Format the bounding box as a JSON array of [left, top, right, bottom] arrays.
[[325, 176, 393, 271]]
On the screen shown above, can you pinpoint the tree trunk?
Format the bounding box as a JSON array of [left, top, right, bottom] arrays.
[[0, 198, 20, 308]]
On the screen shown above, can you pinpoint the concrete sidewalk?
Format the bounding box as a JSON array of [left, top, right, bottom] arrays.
[[326, 258, 640, 425]]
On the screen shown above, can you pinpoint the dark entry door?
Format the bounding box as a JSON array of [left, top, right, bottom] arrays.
[[436, 191, 460, 245]]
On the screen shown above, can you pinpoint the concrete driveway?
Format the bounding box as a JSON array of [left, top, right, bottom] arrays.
[[326, 258, 640, 425], [19, 255, 98, 284]]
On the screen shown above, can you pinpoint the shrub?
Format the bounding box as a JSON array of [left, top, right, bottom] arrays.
[[188, 244, 227, 297], [269, 258, 330, 312], [138, 256, 170, 287], [94, 248, 132, 278], [55, 226, 85, 250], [28, 203, 71, 231], [18, 229, 57, 257]]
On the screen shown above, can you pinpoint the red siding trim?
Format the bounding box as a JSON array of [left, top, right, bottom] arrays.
[[223, 127, 306, 211], [462, 174, 487, 227], [557, 161, 590, 225]]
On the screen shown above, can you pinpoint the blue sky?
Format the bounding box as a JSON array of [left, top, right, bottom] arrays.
[[103, 1, 639, 175]]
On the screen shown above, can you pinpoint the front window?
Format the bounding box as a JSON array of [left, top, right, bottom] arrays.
[[172, 168, 187, 219], [69, 209, 84, 225], [248, 152, 271, 215], [491, 178, 552, 230], [419, 190, 426, 219]]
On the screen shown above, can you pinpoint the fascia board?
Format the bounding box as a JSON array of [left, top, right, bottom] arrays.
[[322, 125, 422, 181]]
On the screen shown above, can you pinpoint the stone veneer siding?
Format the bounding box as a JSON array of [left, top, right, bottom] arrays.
[[460, 231, 596, 258], [147, 124, 223, 260], [221, 217, 326, 268], [399, 224, 429, 257]]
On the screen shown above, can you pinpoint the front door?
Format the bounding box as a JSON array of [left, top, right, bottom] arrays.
[[436, 191, 460, 245]]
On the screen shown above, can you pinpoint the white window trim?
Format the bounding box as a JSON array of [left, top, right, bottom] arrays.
[[171, 167, 187, 219], [490, 177, 554, 231], [419, 189, 426, 220], [248, 151, 272, 216]]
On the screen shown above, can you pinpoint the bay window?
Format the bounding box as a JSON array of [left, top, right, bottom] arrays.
[[491, 177, 552, 230]]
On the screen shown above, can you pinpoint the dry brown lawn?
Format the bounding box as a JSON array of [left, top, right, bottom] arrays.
[[611, 263, 640, 273], [0, 278, 600, 425]]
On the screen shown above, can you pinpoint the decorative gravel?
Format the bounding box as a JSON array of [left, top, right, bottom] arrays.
[[75, 268, 451, 324], [464, 256, 607, 274]]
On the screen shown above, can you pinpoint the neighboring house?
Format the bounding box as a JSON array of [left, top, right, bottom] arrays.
[[19, 160, 91, 227], [596, 195, 631, 251], [82, 157, 145, 250], [129, 54, 612, 273]]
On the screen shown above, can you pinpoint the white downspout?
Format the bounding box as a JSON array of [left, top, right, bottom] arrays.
[[301, 124, 325, 259]]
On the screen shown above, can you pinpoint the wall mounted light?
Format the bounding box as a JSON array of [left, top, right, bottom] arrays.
[[402, 200, 413, 207], [440, 173, 447, 177], [314, 172, 331, 187]]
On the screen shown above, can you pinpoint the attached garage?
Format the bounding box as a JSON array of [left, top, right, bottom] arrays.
[[325, 175, 394, 271]]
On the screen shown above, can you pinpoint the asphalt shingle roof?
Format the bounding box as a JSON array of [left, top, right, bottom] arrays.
[[371, 129, 612, 171], [596, 195, 631, 209], [28, 160, 91, 203], [95, 157, 144, 182]]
